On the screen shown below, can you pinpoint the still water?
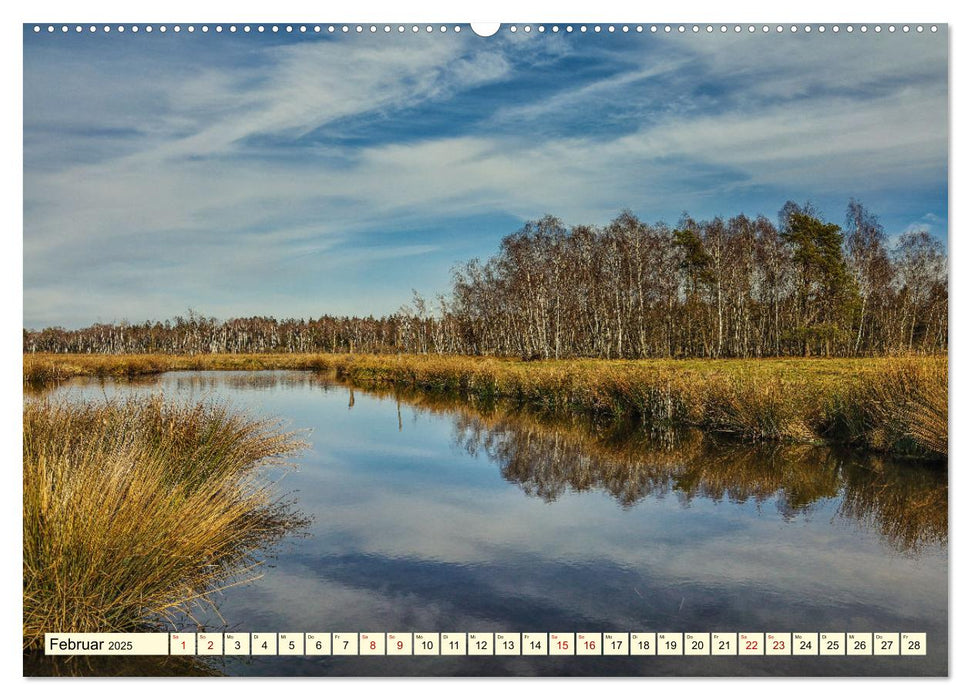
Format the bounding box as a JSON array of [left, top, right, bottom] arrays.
[[34, 371, 948, 676]]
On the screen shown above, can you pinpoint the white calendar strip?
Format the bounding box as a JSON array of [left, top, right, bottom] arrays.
[[44, 632, 927, 657]]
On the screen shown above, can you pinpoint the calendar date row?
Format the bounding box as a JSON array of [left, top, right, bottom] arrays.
[[45, 632, 927, 657]]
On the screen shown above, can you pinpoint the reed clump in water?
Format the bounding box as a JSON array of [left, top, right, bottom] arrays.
[[23, 396, 306, 650]]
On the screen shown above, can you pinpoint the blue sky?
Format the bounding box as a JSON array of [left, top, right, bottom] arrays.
[[23, 25, 948, 329]]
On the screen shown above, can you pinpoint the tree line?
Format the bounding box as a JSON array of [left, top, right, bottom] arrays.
[[24, 200, 947, 359]]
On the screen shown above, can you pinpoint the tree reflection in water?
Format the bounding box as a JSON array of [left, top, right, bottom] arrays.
[[40, 371, 948, 556], [374, 385, 946, 556]]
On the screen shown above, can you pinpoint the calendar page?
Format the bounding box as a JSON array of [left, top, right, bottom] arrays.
[[22, 17, 948, 679]]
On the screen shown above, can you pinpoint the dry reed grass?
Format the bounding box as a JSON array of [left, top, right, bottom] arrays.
[[23, 352, 947, 458], [825, 356, 948, 457], [23, 396, 306, 649]]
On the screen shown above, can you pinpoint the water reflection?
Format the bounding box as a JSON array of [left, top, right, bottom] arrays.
[[37, 371, 948, 555], [356, 384, 947, 555], [32, 370, 948, 677]]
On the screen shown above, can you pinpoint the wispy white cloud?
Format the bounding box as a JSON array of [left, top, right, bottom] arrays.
[[23, 31, 947, 327], [143, 40, 509, 161]]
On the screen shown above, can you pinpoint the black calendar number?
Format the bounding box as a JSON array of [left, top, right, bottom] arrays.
[[853, 640, 866, 651], [826, 640, 839, 650], [690, 640, 703, 650], [799, 640, 812, 650], [476, 640, 488, 650], [880, 640, 893, 651], [908, 640, 921, 650]]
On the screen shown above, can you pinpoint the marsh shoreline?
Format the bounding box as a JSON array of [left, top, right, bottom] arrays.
[[23, 352, 947, 460]]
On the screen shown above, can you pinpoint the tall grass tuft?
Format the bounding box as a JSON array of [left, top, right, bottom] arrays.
[[906, 360, 948, 457], [702, 375, 818, 442], [23, 396, 306, 649], [826, 357, 948, 458]]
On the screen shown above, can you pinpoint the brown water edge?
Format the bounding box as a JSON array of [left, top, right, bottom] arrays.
[[23, 352, 948, 459], [23, 651, 223, 677]]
